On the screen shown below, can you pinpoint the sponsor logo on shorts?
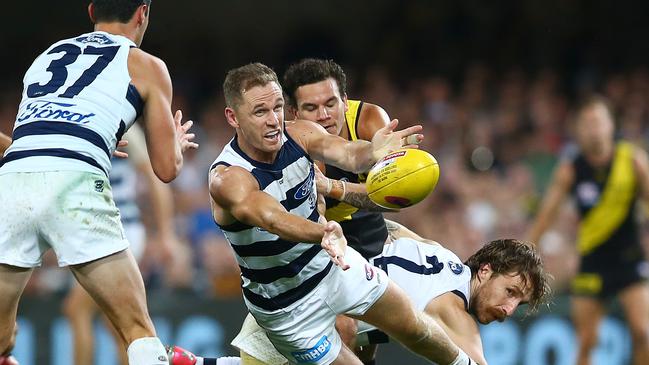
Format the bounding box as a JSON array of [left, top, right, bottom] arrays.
[[365, 263, 375, 281], [94, 180, 104, 192], [448, 261, 464, 275], [291, 335, 332, 363]]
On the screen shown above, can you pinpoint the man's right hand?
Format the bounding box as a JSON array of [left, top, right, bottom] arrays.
[[174, 110, 199, 153], [321, 221, 350, 270]]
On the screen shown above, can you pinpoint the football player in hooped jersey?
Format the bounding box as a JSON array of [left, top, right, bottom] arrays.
[[175, 239, 551, 365], [207, 63, 476, 365], [0, 0, 197, 363]]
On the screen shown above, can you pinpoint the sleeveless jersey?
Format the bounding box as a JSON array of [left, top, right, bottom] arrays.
[[568, 141, 641, 257], [324, 99, 388, 259], [211, 132, 333, 311], [373, 238, 471, 311], [1, 31, 143, 176]]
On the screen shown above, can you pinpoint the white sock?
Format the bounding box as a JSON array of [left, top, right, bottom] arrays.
[[216, 357, 241, 365], [127, 337, 168, 364]]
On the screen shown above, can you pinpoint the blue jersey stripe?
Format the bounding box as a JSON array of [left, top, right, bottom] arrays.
[[126, 84, 143, 120], [243, 261, 333, 310], [231, 238, 298, 257], [12, 120, 110, 157], [251, 168, 284, 190], [372, 255, 444, 276], [227, 208, 318, 256], [0, 148, 107, 175], [239, 244, 323, 284]]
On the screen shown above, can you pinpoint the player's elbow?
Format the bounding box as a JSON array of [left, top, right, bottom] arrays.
[[152, 158, 182, 183]]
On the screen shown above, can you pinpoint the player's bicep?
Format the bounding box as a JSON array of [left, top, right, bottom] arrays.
[[209, 167, 289, 230], [633, 146, 649, 202]]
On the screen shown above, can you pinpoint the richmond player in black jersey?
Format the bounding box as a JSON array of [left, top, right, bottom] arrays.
[[529, 96, 649, 365]]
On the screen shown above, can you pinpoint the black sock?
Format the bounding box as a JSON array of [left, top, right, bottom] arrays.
[[363, 360, 376, 365], [203, 358, 217, 365]]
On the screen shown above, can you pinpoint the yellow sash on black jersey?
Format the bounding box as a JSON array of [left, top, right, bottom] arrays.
[[325, 99, 363, 222], [578, 142, 636, 255]]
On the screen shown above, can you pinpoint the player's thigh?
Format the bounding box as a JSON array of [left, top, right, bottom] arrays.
[[618, 282, 649, 333], [69, 249, 147, 316], [43, 171, 128, 267], [0, 264, 33, 314], [330, 344, 363, 365], [571, 295, 605, 335], [350, 279, 419, 338]]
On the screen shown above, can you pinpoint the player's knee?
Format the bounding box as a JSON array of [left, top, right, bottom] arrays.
[[0, 327, 16, 356], [335, 316, 358, 349]]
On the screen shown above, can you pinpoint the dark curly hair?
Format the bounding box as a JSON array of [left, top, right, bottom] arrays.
[[465, 239, 552, 313], [283, 58, 347, 108], [92, 0, 151, 23]]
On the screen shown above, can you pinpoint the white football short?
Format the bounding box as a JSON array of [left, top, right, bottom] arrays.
[[245, 247, 388, 365], [0, 171, 129, 267], [124, 222, 146, 261]]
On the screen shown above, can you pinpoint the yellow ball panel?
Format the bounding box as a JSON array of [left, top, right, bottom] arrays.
[[366, 149, 440, 209]]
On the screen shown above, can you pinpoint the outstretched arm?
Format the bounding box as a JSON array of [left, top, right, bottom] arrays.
[[425, 293, 489, 365], [314, 164, 393, 212], [289, 119, 423, 174], [128, 48, 198, 182], [209, 165, 349, 269]]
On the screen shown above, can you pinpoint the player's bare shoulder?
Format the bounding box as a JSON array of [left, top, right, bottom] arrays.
[[285, 119, 329, 149], [127, 47, 170, 97], [357, 102, 390, 141], [209, 164, 259, 208]]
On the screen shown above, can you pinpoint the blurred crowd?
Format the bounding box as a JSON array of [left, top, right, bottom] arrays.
[[3, 63, 649, 302]]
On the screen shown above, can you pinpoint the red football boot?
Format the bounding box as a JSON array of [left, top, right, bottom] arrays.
[[166, 345, 197, 365]]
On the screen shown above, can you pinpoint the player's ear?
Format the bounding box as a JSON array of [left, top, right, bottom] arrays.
[[342, 94, 349, 113], [225, 107, 239, 128], [477, 263, 493, 282], [286, 105, 298, 120], [88, 3, 96, 23], [136, 4, 148, 25]]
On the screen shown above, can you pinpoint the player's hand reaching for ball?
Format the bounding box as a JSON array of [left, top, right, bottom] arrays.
[[174, 110, 199, 153], [321, 221, 350, 270], [371, 119, 423, 161]]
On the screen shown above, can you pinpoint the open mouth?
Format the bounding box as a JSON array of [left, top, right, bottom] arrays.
[[264, 130, 280, 142]]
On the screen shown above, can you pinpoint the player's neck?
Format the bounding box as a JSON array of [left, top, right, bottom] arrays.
[[584, 142, 614, 167], [94, 23, 138, 44]]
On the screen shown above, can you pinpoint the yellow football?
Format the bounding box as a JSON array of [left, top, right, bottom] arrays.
[[366, 149, 440, 209]]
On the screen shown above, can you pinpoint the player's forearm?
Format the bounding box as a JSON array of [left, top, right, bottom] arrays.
[[0, 132, 11, 154], [343, 140, 376, 173], [324, 179, 391, 212], [262, 211, 325, 243], [147, 176, 176, 239]]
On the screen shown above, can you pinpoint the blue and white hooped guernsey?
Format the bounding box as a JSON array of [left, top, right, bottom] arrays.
[[211, 132, 333, 311], [0, 31, 143, 176]]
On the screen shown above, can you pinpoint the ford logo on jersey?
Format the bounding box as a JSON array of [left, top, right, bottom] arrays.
[[291, 335, 332, 363], [17, 101, 95, 124], [294, 168, 315, 200]]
